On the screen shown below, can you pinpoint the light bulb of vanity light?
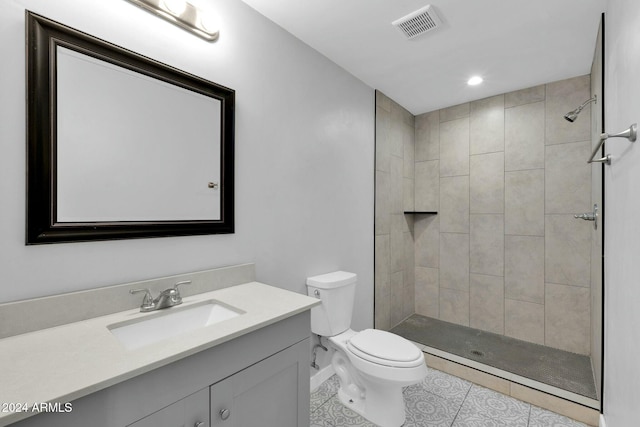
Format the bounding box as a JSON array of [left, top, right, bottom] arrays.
[[126, 0, 220, 41], [467, 76, 483, 86], [162, 0, 187, 15], [198, 11, 219, 34]]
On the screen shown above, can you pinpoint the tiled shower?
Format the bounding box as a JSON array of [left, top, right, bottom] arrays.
[[374, 74, 600, 395]]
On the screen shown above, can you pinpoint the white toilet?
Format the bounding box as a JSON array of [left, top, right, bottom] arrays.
[[307, 271, 427, 427]]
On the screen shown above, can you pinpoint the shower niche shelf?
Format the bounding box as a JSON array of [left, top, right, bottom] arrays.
[[403, 211, 438, 215]]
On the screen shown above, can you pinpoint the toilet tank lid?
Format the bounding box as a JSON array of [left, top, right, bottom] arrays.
[[306, 271, 357, 289]]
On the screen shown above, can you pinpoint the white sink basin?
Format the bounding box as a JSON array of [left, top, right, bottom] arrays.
[[108, 300, 243, 350]]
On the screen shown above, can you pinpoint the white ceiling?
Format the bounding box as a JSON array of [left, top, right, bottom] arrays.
[[240, 0, 606, 115]]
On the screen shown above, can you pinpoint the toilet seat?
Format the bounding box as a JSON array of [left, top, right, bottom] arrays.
[[347, 329, 424, 368]]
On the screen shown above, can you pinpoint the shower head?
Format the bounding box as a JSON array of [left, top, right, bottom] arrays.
[[564, 95, 597, 122], [564, 110, 580, 123]]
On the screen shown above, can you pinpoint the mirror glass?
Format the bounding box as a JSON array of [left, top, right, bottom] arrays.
[[56, 47, 222, 222], [26, 12, 235, 244]]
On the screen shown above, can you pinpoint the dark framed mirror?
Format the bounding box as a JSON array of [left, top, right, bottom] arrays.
[[26, 11, 234, 244]]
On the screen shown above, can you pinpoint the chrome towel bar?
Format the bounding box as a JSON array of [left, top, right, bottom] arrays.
[[588, 123, 637, 165]]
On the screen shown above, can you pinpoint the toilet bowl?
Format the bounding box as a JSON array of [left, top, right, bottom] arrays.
[[307, 271, 427, 427]]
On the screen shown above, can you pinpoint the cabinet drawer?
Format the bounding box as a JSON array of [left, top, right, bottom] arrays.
[[127, 388, 209, 427]]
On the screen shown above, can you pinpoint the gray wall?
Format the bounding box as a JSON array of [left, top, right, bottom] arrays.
[[0, 0, 374, 331], [412, 76, 594, 355], [374, 91, 415, 331], [603, 0, 640, 424]]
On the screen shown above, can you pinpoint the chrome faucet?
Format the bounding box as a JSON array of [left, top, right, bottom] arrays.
[[130, 280, 192, 312]]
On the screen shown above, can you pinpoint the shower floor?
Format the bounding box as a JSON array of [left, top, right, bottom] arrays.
[[390, 314, 598, 401]]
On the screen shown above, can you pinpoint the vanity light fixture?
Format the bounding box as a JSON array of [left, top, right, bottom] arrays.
[[467, 76, 483, 86], [126, 0, 219, 41]]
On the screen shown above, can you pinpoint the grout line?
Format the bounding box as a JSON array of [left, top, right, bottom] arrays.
[[450, 383, 473, 426], [467, 116, 471, 326], [543, 83, 547, 348], [504, 102, 507, 336]]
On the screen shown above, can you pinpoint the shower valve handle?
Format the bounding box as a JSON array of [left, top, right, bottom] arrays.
[[574, 204, 598, 230], [574, 213, 595, 220]]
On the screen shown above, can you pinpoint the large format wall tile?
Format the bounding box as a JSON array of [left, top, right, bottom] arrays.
[[505, 169, 544, 236], [403, 231, 415, 321], [402, 122, 415, 217], [375, 170, 390, 235], [470, 274, 504, 334], [415, 160, 439, 211], [440, 118, 470, 177], [376, 90, 391, 111], [374, 234, 390, 330], [440, 103, 469, 122], [390, 214, 405, 273], [470, 214, 504, 277], [545, 215, 591, 287], [375, 234, 390, 292], [374, 295, 391, 331], [389, 271, 404, 327], [545, 283, 590, 354], [403, 177, 415, 212], [440, 232, 470, 291], [415, 215, 440, 268], [505, 101, 545, 171], [546, 75, 591, 145], [415, 111, 439, 161], [404, 230, 415, 272], [505, 299, 544, 345], [403, 270, 415, 321], [505, 84, 545, 108], [440, 288, 470, 326], [440, 176, 470, 233], [390, 103, 405, 157], [470, 95, 505, 155], [545, 141, 592, 214], [390, 155, 404, 214], [402, 211, 414, 234], [505, 235, 545, 304], [376, 94, 415, 332], [403, 122, 415, 179], [376, 78, 593, 348], [375, 105, 390, 172], [415, 267, 439, 318], [470, 152, 504, 214]]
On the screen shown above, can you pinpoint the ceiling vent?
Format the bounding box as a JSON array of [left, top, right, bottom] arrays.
[[392, 5, 442, 40]]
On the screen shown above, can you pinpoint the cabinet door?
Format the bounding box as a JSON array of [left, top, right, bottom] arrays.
[[210, 340, 308, 427], [128, 387, 209, 427]]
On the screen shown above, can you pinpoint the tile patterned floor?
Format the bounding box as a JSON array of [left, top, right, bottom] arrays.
[[310, 370, 589, 427]]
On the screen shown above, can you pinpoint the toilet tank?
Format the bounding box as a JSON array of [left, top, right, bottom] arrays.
[[306, 271, 357, 337]]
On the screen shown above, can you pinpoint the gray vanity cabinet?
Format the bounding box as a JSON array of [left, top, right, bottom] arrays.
[[209, 341, 304, 427], [11, 312, 311, 427], [127, 388, 209, 427], [127, 342, 307, 427]]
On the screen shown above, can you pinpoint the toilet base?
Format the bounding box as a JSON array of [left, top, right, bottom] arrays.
[[335, 378, 406, 427], [331, 347, 410, 427]]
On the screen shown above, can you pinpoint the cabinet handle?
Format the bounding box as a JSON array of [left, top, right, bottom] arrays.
[[219, 408, 231, 420], [194, 422, 205, 427]]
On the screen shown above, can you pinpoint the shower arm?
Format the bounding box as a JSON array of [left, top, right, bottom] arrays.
[[587, 123, 637, 165], [577, 96, 597, 112]]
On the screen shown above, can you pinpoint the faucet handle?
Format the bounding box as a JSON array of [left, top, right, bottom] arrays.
[[130, 288, 155, 311], [173, 280, 192, 302]]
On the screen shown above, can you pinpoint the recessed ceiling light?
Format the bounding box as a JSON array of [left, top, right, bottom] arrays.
[[467, 76, 483, 86]]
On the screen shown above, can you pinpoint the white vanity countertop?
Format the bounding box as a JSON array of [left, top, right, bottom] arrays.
[[0, 282, 319, 426]]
